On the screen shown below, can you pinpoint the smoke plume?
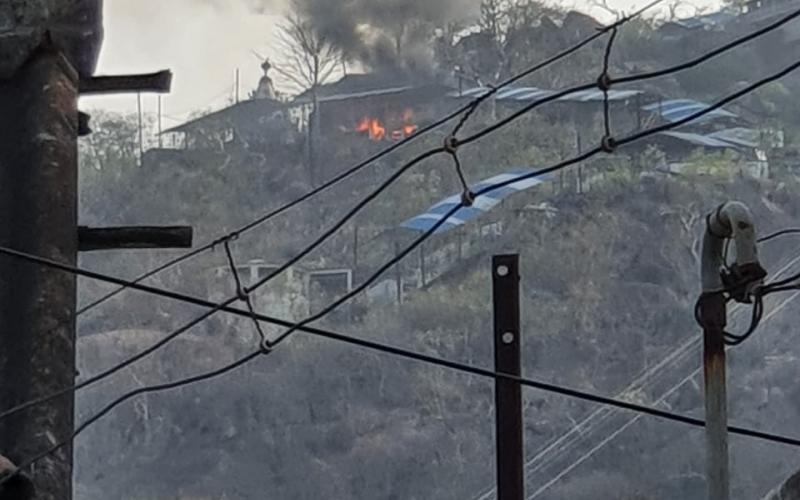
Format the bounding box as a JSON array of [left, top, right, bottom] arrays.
[[276, 0, 479, 73]]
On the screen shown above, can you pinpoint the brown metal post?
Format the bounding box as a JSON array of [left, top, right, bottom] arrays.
[[698, 292, 730, 500], [0, 47, 80, 500], [492, 254, 524, 500]]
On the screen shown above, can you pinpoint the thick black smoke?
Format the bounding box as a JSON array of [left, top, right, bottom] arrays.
[[282, 0, 479, 73]]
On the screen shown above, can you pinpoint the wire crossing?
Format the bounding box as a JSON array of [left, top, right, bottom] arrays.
[[5, 49, 800, 482], [76, 0, 662, 317], [3, 17, 800, 428]]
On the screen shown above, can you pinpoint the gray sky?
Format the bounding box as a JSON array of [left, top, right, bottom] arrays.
[[80, 0, 716, 123]]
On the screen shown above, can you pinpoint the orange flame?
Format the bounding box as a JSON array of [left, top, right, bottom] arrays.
[[355, 116, 386, 141], [354, 109, 418, 142]]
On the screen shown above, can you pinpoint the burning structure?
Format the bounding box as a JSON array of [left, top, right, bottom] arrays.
[[293, 74, 448, 143]]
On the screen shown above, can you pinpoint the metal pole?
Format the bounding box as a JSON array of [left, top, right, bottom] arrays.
[[0, 46, 80, 500], [699, 293, 730, 500], [235, 68, 240, 104], [157, 94, 163, 148], [698, 201, 763, 500], [352, 224, 359, 274], [419, 243, 426, 287], [394, 240, 402, 305], [137, 91, 144, 165], [492, 254, 524, 500]]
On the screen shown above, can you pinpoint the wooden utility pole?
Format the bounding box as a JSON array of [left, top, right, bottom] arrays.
[[492, 254, 524, 500], [0, 44, 81, 500]]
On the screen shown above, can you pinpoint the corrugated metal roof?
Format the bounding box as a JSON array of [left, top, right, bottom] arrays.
[[294, 86, 416, 105], [708, 127, 759, 148], [660, 131, 734, 148], [162, 99, 287, 134], [451, 86, 642, 103], [643, 99, 737, 123], [401, 168, 549, 234], [671, 10, 737, 29]]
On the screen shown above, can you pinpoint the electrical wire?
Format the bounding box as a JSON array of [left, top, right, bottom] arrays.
[[4, 16, 800, 481], [0, 352, 261, 488], [525, 286, 800, 499], [6, 301, 800, 489], [3, 46, 800, 427], [694, 226, 800, 346], [759, 228, 800, 244], [458, 4, 800, 147], [3, 54, 800, 471], [450, 0, 665, 136], [66, 10, 800, 408], [487, 252, 800, 500], [77, 0, 663, 318]]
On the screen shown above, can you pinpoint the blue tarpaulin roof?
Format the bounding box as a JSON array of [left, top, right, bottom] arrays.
[[643, 99, 737, 124], [401, 168, 549, 234]]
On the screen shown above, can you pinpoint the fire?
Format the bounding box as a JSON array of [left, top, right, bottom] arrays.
[[355, 117, 386, 141], [353, 108, 418, 142]]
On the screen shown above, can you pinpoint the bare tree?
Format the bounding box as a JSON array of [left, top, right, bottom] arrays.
[[273, 0, 343, 186], [272, 1, 342, 94]]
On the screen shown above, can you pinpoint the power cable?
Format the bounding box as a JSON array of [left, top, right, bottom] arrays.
[[4, 55, 800, 477], [76, 1, 663, 317], [695, 226, 800, 346], [459, 3, 800, 147], [3, 46, 800, 426], [449, 0, 666, 137], [759, 228, 800, 244], [69, 9, 800, 405], [7, 295, 800, 489], [526, 287, 800, 499]]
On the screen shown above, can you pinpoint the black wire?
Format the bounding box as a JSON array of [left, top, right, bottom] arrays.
[[618, 59, 800, 147], [0, 150, 443, 419], [6, 217, 800, 484], [75, 245, 212, 315], [223, 241, 271, 353], [0, 352, 261, 488], [7, 312, 800, 487], [4, 50, 800, 426], [461, 8, 800, 147], [76, 2, 800, 325], [694, 224, 800, 348], [75, 113, 461, 317], [450, 0, 665, 137], [5, 16, 800, 479], [601, 27, 618, 139], [77, 5, 799, 323], [724, 294, 764, 346], [759, 228, 800, 244], [451, 152, 471, 195], [611, 5, 800, 86], [77, 0, 665, 319]]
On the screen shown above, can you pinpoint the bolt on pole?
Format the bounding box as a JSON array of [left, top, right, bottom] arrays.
[[492, 254, 524, 500]]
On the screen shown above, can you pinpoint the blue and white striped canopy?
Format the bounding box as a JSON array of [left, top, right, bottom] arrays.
[[643, 99, 737, 124], [401, 168, 549, 234]]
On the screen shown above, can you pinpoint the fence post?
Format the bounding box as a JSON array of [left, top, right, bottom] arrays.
[[492, 254, 524, 500]]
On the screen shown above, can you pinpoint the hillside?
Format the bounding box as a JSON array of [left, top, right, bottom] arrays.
[[74, 169, 800, 499]]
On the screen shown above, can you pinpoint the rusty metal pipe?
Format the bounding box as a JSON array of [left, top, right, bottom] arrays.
[[698, 200, 761, 500]]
